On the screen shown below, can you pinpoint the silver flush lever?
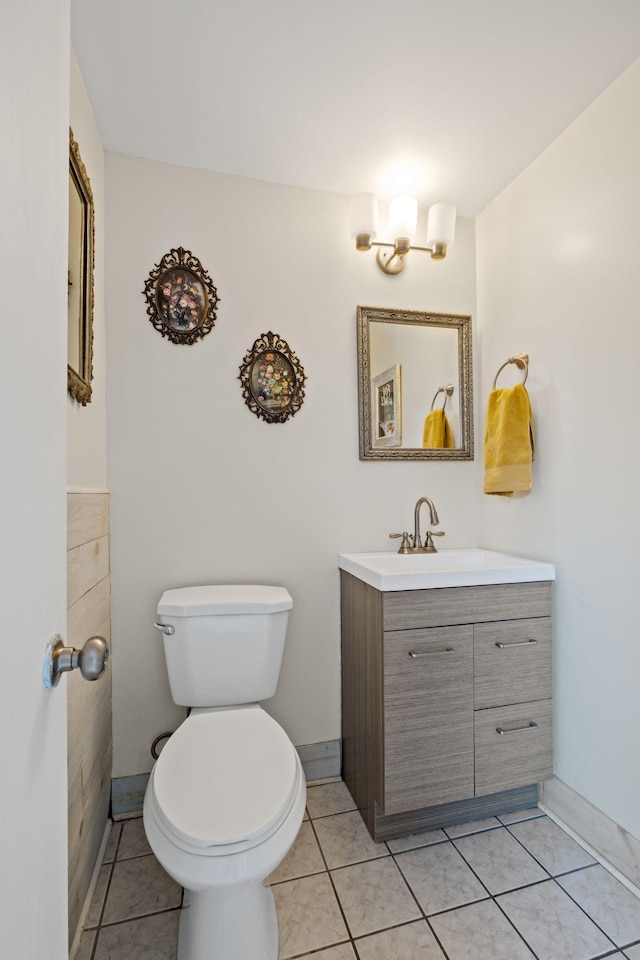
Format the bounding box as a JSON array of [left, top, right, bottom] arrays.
[[153, 621, 175, 636], [43, 634, 109, 688]]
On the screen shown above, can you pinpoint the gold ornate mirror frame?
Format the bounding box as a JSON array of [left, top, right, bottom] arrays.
[[68, 130, 95, 405]]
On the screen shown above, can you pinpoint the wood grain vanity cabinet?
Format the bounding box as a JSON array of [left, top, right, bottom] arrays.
[[340, 572, 553, 840]]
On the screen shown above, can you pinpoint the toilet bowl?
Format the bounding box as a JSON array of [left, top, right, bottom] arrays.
[[144, 707, 306, 960], [143, 585, 306, 960]]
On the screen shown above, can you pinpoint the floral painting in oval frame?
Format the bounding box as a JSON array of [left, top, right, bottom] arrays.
[[238, 331, 306, 424], [143, 246, 220, 345]]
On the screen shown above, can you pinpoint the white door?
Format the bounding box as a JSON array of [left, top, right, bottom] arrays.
[[0, 2, 70, 957]]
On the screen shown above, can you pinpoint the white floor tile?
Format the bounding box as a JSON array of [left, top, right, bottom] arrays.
[[307, 945, 357, 960], [498, 808, 544, 826], [94, 911, 179, 960], [395, 841, 488, 915], [386, 828, 447, 853], [306, 781, 357, 819], [497, 879, 614, 960], [117, 818, 152, 860], [453, 826, 548, 894], [269, 820, 325, 883], [558, 865, 640, 947], [81, 786, 640, 960], [331, 857, 421, 938], [314, 810, 388, 868], [355, 920, 446, 959], [102, 855, 181, 925], [272, 872, 349, 958], [508, 816, 595, 875], [430, 899, 535, 960]]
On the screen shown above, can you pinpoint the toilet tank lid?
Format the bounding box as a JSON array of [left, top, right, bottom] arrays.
[[157, 584, 293, 617]]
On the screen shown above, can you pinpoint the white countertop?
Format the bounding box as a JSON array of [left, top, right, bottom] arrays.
[[338, 548, 556, 591]]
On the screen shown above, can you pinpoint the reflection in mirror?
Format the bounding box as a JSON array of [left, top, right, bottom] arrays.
[[357, 306, 473, 460], [68, 130, 94, 406]]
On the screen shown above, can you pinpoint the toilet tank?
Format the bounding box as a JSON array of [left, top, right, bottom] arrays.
[[155, 585, 293, 707]]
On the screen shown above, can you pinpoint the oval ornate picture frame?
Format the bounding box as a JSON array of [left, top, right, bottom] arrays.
[[238, 331, 306, 423], [143, 247, 220, 345]]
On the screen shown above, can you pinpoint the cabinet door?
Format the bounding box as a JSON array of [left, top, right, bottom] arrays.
[[475, 700, 553, 796], [383, 625, 474, 814], [474, 617, 552, 709]]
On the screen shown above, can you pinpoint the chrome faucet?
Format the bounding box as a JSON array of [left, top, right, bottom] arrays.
[[389, 496, 446, 553]]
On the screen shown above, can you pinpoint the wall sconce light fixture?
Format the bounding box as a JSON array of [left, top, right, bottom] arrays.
[[350, 193, 456, 275]]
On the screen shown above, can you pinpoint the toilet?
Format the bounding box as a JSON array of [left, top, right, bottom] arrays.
[[143, 584, 306, 960]]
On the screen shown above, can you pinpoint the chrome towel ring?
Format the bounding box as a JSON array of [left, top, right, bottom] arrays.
[[430, 383, 454, 412], [493, 352, 529, 390]]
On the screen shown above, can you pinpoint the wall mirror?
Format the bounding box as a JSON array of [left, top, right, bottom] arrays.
[[68, 130, 94, 405], [357, 306, 473, 460]]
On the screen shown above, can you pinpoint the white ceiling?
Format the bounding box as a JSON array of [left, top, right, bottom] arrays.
[[71, 0, 640, 216]]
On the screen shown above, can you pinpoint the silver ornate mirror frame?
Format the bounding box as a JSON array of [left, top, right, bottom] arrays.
[[357, 306, 474, 461]]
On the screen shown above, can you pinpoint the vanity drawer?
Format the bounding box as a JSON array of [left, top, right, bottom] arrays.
[[383, 581, 552, 631], [383, 626, 474, 813], [474, 618, 552, 709], [475, 700, 552, 797]]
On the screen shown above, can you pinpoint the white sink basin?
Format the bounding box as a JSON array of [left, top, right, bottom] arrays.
[[338, 549, 555, 591]]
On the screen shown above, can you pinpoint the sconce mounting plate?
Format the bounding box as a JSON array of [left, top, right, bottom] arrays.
[[376, 248, 407, 275]]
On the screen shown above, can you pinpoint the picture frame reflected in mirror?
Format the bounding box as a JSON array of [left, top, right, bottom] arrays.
[[372, 364, 402, 448]]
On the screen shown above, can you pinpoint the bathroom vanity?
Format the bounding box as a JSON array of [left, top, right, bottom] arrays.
[[339, 550, 555, 841]]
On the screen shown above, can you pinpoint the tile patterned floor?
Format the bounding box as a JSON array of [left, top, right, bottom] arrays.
[[76, 783, 640, 960]]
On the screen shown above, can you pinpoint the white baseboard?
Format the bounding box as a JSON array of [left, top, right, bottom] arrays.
[[297, 739, 341, 782], [542, 776, 640, 892], [68, 819, 112, 959]]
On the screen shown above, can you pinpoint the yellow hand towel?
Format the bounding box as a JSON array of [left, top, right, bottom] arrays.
[[483, 383, 535, 496], [423, 408, 454, 449]]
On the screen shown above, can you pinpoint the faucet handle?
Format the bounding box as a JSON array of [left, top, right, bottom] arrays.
[[423, 530, 446, 553], [389, 532, 412, 554]]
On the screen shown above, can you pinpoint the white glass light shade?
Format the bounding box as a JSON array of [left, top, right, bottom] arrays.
[[388, 196, 418, 243], [426, 202, 456, 248], [350, 193, 378, 239]]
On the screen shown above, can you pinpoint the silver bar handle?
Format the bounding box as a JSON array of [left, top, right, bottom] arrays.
[[153, 621, 175, 636], [496, 721, 538, 735], [409, 648, 454, 659], [495, 638, 538, 649]]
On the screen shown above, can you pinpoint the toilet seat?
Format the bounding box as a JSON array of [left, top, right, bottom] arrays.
[[150, 708, 299, 855]]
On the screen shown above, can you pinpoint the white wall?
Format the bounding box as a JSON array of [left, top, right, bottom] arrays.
[[105, 153, 478, 776], [477, 59, 640, 838], [68, 50, 107, 489], [0, 1, 70, 956]]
